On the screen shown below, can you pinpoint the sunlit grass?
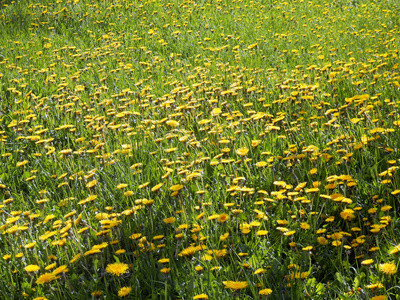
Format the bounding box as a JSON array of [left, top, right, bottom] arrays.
[[0, 0, 400, 299]]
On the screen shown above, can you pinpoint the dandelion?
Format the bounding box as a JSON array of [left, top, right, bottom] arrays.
[[163, 217, 176, 224], [84, 249, 101, 256], [340, 209, 355, 221], [236, 147, 249, 156], [160, 268, 171, 274], [223, 281, 248, 290], [217, 213, 229, 223], [370, 296, 387, 300], [378, 263, 397, 275], [36, 273, 56, 284], [86, 179, 97, 188], [193, 294, 208, 299], [361, 259, 374, 266], [106, 263, 129, 276], [256, 230, 269, 236], [259, 288, 273, 295], [118, 287, 132, 297], [25, 265, 40, 272], [52, 265, 69, 276]]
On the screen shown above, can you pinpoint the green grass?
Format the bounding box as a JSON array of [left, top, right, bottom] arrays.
[[0, 0, 400, 299]]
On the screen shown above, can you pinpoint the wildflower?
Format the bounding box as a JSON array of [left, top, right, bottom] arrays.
[[45, 263, 56, 271], [193, 294, 208, 299], [52, 265, 69, 276], [217, 213, 229, 223], [254, 268, 266, 275], [389, 244, 400, 254], [70, 253, 81, 264], [25, 265, 40, 272], [151, 183, 163, 192], [195, 266, 203, 272], [361, 259, 374, 266], [256, 230, 269, 236], [259, 288, 273, 295], [370, 296, 387, 300], [340, 209, 355, 221], [84, 249, 101, 256], [220, 233, 229, 241], [163, 217, 176, 224], [91, 291, 103, 297], [36, 273, 56, 284], [379, 263, 397, 275], [86, 179, 97, 188], [118, 287, 132, 297], [300, 223, 310, 230], [236, 147, 249, 156], [106, 263, 129, 276], [223, 281, 248, 290], [160, 268, 171, 274]]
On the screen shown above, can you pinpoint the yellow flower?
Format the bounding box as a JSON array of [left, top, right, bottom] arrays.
[[86, 179, 98, 188], [370, 296, 387, 300], [223, 281, 248, 290], [116, 183, 128, 189], [84, 249, 101, 256], [217, 213, 229, 223], [160, 268, 171, 274], [220, 233, 229, 241], [52, 265, 69, 276], [91, 291, 103, 297], [70, 253, 81, 264], [166, 120, 179, 127], [389, 244, 400, 255], [256, 230, 269, 236], [309, 168, 317, 175], [36, 273, 56, 284], [106, 263, 129, 276], [124, 190, 134, 197], [163, 217, 176, 224], [118, 287, 132, 297], [317, 237, 328, 245], [236, 147, 249, 156], [361, 259, 374, 266], [379, 263, 397, 275], [130, 233, 142, 240], [259, 288, 273, 295], [193, 294, 208, 299], [254, 268, 266, 275], [151, 183, 163, 192], [25, 265, 40, 272], [195, 266, 203, 272], [45, 263, 56, 271], [300, 223, 310, 230], [170, 184, 184, 192], [340, 209, 355, 221]]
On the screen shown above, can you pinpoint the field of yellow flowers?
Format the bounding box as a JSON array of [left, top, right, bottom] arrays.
[[0, 0, 400, 299]]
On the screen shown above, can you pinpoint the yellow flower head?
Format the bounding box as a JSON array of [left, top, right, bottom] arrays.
[[223, 281, 248, 290], [379, 263, 397, 275], [118, 287, 132, 297], [106, 263, 129, 276], [236, 147, 249, 157]]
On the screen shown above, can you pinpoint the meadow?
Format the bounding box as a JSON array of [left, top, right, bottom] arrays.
[[0, 0, 400, 299]]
